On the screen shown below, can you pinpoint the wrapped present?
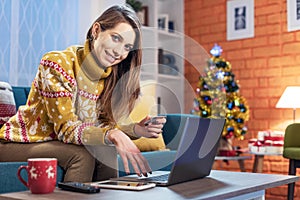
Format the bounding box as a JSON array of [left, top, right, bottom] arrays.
[[265, 140, 275, 154], [265, 140, 283, 154], [250, 141, 265, 153], [248, 138, 257, 151], [250, 130, 284, 154], [258, 130, 284, 142], [273, 141, 284, 154], [257, 131, 266, 142], [264, 130, 284, 142]]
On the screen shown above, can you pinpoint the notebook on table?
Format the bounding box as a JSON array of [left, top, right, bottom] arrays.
[[115, 117, 226, 186]]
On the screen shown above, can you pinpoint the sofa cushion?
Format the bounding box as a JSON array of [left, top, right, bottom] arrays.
[[11, 86, 30, 109], [0, 162, 28, 193], [132, 134, 166, 152], [128, 81, 167, 152]]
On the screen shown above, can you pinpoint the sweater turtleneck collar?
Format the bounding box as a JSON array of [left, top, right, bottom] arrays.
[[77, 40, 112, 81]]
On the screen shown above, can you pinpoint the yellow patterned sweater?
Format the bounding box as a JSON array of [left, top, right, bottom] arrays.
[[0, 40, 137, 145]]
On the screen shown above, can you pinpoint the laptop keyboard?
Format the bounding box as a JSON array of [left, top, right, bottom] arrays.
[[143, 173, 169, 182]]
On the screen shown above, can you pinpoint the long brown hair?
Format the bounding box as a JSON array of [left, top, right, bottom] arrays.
[[87, 4, 142, 125]]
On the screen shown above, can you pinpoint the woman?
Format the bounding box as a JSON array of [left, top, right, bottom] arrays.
[[0, 4, 166, 182]]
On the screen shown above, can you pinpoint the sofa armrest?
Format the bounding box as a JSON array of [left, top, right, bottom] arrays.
[[162, 114, 200, 150]]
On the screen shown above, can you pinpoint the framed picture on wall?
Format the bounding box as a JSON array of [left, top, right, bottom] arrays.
[[227, 0, 254, 41], [287, 0, 300, 32], [137, 6, 148, 26]]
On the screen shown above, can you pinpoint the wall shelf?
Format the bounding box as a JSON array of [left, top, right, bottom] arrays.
[[139, 0, 184, 114]]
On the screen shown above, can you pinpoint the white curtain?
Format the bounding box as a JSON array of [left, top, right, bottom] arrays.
[[0, 0, 79, 86], [0, 0, 125, 87]]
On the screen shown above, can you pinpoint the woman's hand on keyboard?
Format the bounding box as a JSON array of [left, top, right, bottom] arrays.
[[107, 128, 152, 177]]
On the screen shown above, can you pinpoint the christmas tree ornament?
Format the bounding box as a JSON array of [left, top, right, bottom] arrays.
[[191, 44, 250, 155], [210, 44, 223, 57]]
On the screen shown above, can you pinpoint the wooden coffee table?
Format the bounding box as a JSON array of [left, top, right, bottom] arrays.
[[0, 170, 298, 200]]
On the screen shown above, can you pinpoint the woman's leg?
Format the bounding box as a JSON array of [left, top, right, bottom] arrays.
[[0, 141, 95, 182]]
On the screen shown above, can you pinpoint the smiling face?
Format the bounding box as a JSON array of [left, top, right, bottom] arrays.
[[91, 22, 136, 68]]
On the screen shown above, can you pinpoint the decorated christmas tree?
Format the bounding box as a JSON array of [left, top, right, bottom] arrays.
[[191, 44, 249, 150]]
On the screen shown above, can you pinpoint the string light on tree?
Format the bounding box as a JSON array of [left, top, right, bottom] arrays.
[[191, 44, 249, 141]]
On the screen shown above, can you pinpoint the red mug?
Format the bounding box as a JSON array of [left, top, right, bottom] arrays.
[[17, 158, 57, 194]]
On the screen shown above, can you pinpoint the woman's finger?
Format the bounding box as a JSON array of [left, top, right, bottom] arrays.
[[118, 150, 130, 174], [127, 152, 142, 177], [133, 153, 148, 176], [138, 153, 152, 175], [146, 127, 163, 134]]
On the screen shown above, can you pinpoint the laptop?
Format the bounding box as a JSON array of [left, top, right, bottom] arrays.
[[115, 117, 225, 186]]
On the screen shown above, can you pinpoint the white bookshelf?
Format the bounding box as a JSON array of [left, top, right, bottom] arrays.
[[139, 0, 184, 114]]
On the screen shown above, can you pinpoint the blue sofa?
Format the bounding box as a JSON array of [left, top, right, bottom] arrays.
[[0, 86, 198, 194]]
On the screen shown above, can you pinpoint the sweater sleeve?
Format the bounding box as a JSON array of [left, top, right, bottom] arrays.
[[35, 52, 109, 145], [117, 123, 140, 140]]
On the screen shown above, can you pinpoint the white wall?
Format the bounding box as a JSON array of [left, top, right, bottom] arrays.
[[78, 0, 125, 44]]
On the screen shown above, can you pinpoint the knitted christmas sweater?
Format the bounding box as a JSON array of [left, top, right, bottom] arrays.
[[0, 40, 137, 145]]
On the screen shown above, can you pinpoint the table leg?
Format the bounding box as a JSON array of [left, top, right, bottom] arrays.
[[252, 155, 264, 173], [237, 160, 246, 172]]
